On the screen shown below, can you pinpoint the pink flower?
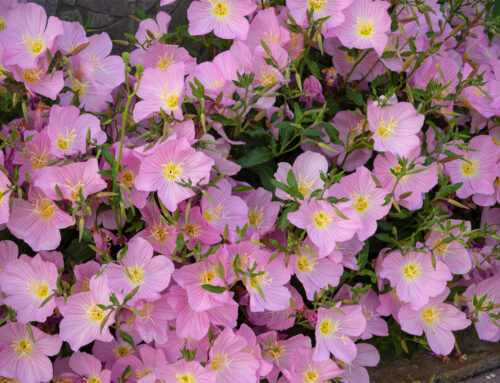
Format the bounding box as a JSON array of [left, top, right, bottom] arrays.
[[359, 288, 388, 339], [57, 21, 88, 55], [135, 11, 171, 44], [13, 128, 54, 183], [0, 321, 61, 383], [0, 166, 11, 224], [0, 3, 63, 69], [288, 200, 362, 256], [367, 100, 424, 156], [47, 105, 105, 157], [111, 344, 166, 383], [69, 352, 111, 383], [329, 0, 391, 56], [11, 61, 64, 100], [132, 296, 175, 344], [7, 192, 74, 251], [300, 75, 326, 107], [135, 137, 214, 212], [444, 136, 500, 199], [338, 343, 380, 383], [244, 8, 290, 50], [74, 260, 100, 293], [290, 348, 344, 383], [313, 305, 366, 362], [130, 41, 196, 73], [286, 0, 354, 30], [187, 0, 256, 40], [399, 290, 471, 355], [133, 65, 185, 122], [105, 237, 174, 304], [327, 166, 390, 240], [157, 359, 216, 383], [58, 275, 116, 350], [180, 206, 221, 249], [380, 250, 452, 310], [245, 187, 282, 239], [208, 327, 260, 382], [275, 151, 328, 200], [0, 254, 57, 323], [136, 200, 178, 254]]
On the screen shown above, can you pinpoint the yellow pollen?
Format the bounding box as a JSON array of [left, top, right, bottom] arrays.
[[183, 223, 200, 238], [23, 33, 44, 55], [23, 68, 43, 84], [210, 76, 225, 89], [87, 304, 104, 322], [248, 271, 272, 289], [461, 160, 478, 177], [421, 306, 442, 325], [434, 241, 449, 256], [203, 204, 223, 222], [313, 211, 333, 229], [297, 175, 314, 197], [34, 198, 56, 220], [303, 365, 320, 383], [136, 369, 152, 379], [377, 116, 398, 139], [28, 278, 50, 299], [0, 16, 6, 31], [308, 0, 327, 11], [56, 127, 77, 151], [12, 338, 33, 357], [296, 256, 316, 273], [356, 18, 375, 37], [166, 94, 179, 109], [264, 31, 279, 44], [151, 222, 168, 243], [353, 193, 370, 213], [319, 318, 339, 336], [176, 373, 195, 383], [82, 278, 90, 292], [0, 187, 4, 203], [261, 70, 277, 86], [83, 378, 101, 383], [65, 179, 85, 201], [201, 269, 215, 284], [248, 207, 264, 228], [0, 377, 19, 383], [345, 52, 355, 63], [126, 264, 145, 285], [74, 79, 89, 97], [162, 160, 183, 181], [495, 177, 500, 186], [29, 145, 49, 169], [113, 344, 132, 358], [139, 301, 154, 321], [211, 0, 229, 18], [402, 262, 421, 281], [121, 170, 135, 188], [211, 353, 228, 370], [492, 135, 500, 145], [268, 342, 286, 360], [157, 54, 175, 71]]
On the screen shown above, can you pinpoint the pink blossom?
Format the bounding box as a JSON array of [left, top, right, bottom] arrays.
[[136, 200, 178, 254], [105, 237, 174, 304], [57, 21, 88, 55], [187, 0, 256, 40], [0, 322, 61, 383], [291, 348, 344, 383], [135, 11, 171, 44], [245, 187, 282, 239], [313, 305, 366, 362], [380, 250, 452, 310], [338, 343, 380, 383], [135, 137, 214, 211], [133, 296, 175, 344], [111, 344, 166, 383], [157, 359, 216, 383], [74, 260, 101, 293], [286, 0, 354, 30], [69, 352, 111, 383], [180, 205, 221, 249], [130, 41, 196, 73], [359, 288, 388, 339], [300, 75, 326, 107], [11, 60, 64, 100], [245, 8, 290, 50]]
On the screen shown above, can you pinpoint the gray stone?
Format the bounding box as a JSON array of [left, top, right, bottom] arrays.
[[59, 9, 83, 22], [77, 0, 128, 16], [87, 11, 116, 29]]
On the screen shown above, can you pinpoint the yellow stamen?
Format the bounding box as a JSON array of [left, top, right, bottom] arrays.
[[211, 0, 229, 18], [248, 207, 264, 228], [12, 338, 33, 357], [461, 160, 478, 177], [402, 262, 421, 281], [87, 304, 104, 322], [151, 222, 169, 243], [303, 365, 320, 383], [353, 192, 370, 213], [126, 264, 145, 285], [176, 374, 195, 383], [203, 204, 223, 222], [421, 306, 442, 325], [162, 160, 183, 181], [356, 18, 375, 37], [296, 256, 316, 273], [113, 344, 132, 358], [183, 223, 200, 238], [56, 127, 78, 151], [28, 278, 50, 299], [308, 0, 327, 11], [23, 33, 44, 55], [157, 54, 175, 71], [377, 116, 398, 139], [33, 197, 56, 220], [312, 211, 333, 228], [297, 175, 314, 197], [210, 353, 228, 370], [121, 170, 135, 188], [268, 342, 286, 360], [319, 318, 339, 336], [201, 269, 215, 284], [23, 68, 43, 84]]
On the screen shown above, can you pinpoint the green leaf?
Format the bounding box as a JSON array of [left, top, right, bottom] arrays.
[[346, 87, 364, 107], [119, 330, 136, 349], [201, 284, 226, 293], [237, 147, 273, 168], [435, 183, 463, 200]]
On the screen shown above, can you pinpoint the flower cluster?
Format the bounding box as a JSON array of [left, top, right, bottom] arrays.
[[0, 1, 499, 383]]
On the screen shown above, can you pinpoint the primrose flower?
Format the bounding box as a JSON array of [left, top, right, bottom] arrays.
[[367, 100, 424, 157], [7, 192, 74, 251], [33, 158, 107, 205], [359, 288, 388, 339], [57, 20, 88, 55], [133, 296, 175, 344], [11, 61, 64, 100], [0, 254, 58, 323], [444, 135, 500, 199], [0, 321, 62, 383], [69, 352, 111, 383], [105, 237, 174, 304], [133, 65, 185, 122], [327, 166, 390, 241], [399, 291, 471, 355], [291, 348, 343, 382], [208, 327, 260, 383], [135, 11, 171, 44], [158, 359, 217, 383], [286, 0, 354, 30], [130, 40, 196, 73], [313, 305, 366, 362], [338, 343, 380, 383], [245, 187, 282, 239], [0, 3, 63, 69], [180, 206, 221, 249], [135, 137, 214, 212], [380, 250, 452, 310], [187, 0, 256, 40], [0, 168, 11, 224], [275, 151, 328, 200], [58, 275, 115, 350], [111, 344, 166, 383], [245, 8, 290, 50], [47, 105, 105, 157], [329, 0, 392, 56], [288, 200, 362, 256]]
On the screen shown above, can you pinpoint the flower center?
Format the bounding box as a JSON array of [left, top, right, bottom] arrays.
[[183, 223, 200, 238], [30, 146, 49, 169], [23, 68, 43, 83], [211, 353, 228, 370], [12, 338, 33, 357], [28, 278, 50, 299], [319, 318, 339, 336], [260, 70, 277, 86], [297, 256, 316, 273], [303, 366, 320, 383], [121, 170, 135, 188], [297, 175, 314, 197], [308, 0, 327, 11], [176, 374, 195, 383], [248, 271, 272, 289], [34, 198, 56, 220], [136, 369, 152, 379], [139, 301, 154, 321], [313, 211, 333, 228], [84, 377, 101, 383], [434, 241, 449, 256], [461, 160, 478, 177], [268, 342, 286, 360], [203, 204, 223, 222], [74, 79, 89, 96], [0, 16, 6, 31], [211, 0, 229, 18], [402, 262, 421, 281], [151, 223, 168, 243], [353, 193, 370, 213], [248, 207, 264, 228], [87, 304, 105, 322], [113, 344, 132, 358], [56, 127, 77, 151], [377, 116, 398, 139], [162, 160, 183, 181], [126, 264, 145, 285], [23, 33, 45, 55], [421, 306, 441, 325], [157, 54, 175, 71], [356, 18, 375, 37], [200, 269, 215, 284], [65, 179, 85, 201]]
